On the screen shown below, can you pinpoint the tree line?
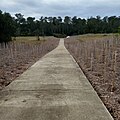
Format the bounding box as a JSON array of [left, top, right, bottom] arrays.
[[1, 9, 120, 43]]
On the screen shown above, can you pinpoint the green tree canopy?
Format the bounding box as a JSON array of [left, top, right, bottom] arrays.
[[1, 9, 120, 41], [0, 10, 16, 43]]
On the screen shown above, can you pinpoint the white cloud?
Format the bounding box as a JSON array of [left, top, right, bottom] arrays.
[[1, 0, 16, 7], [0, 0, 120, 18]]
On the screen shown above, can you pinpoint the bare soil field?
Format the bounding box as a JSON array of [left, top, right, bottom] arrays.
[[0, 36, 59, 90], [65, 34, 120, 120]]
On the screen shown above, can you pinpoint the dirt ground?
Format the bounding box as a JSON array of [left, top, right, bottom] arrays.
[[0, 35, 120, 119], [0, 37, 59, 90], [65, 34, 120, 120]]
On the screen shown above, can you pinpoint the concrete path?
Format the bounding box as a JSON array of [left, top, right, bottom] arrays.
[[0, 39, 113, 120]]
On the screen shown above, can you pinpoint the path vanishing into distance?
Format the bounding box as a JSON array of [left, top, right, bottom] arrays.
[[0, 39, 113, 120]]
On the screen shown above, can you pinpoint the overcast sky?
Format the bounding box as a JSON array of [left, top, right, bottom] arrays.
[[0, 0, 120, 19]]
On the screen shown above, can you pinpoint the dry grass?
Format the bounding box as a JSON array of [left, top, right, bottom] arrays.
[[70, 34, 116, 42], [12, 36, 57, 44], [0, 36, 59, 89], [65, 34, 120, 120]]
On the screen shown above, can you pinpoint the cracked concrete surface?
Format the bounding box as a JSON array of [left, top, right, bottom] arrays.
[[0, 39, 113, 120]]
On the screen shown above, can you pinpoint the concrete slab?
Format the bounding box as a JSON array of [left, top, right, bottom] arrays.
[[0, 39, 113, 120]]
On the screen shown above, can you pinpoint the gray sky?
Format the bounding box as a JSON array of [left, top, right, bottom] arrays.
[[0, 0, 120, 19]]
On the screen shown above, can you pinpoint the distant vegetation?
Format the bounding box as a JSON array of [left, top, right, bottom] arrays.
[[1, 9, 120, 43], [0, 10, 16, 43]]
